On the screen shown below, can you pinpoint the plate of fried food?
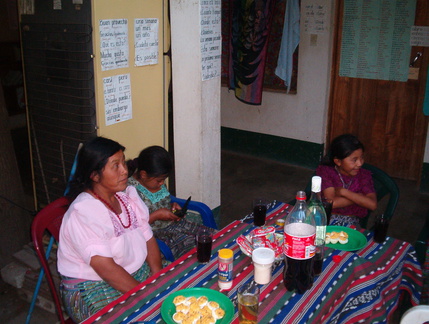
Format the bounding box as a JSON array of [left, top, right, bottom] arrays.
[[160, 287, 234, 324], [325, 225, 367, 251]]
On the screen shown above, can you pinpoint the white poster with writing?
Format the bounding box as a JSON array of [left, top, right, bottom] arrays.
[[135, 18, 159, 66], [200, 0, 222, 81], [103, 74, 132, 126], [410, 26, 429, 47], [99, 19, 129, 71], [303, 1, 328, 34]]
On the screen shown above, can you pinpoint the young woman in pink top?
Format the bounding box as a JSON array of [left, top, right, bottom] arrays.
[[316, 134, 377, 228], [57, 137, 162, 322]]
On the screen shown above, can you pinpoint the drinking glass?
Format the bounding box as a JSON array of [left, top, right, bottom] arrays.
[[237, 281, 259, 324], [374, 214, 389, 243], [322, 198, 333, 225], [252, 198, 268, 226], [196, 228, 212, 263]]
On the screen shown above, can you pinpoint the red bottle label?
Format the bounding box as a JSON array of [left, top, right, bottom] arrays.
[[283, 223, 316, 260]]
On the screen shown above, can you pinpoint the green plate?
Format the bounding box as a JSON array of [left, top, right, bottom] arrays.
[[160, 287, 235, 324], [325, 225, 367, 251]]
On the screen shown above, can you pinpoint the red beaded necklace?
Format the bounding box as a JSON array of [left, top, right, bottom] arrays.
[[90, 190, 131, 228]]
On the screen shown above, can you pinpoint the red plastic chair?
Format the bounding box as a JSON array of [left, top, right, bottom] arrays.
[[31, 196, 74, 323]]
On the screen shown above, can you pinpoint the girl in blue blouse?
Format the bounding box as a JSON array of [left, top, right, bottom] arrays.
[[127, 146, 215, 259]]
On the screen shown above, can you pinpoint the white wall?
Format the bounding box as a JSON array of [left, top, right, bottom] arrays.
[[170, 0, 221, 209], [221, 0, 335, 145], [221, 0, 429, 165]]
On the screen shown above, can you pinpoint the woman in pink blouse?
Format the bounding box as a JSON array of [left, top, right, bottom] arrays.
[[57, 137, 162, 322], [316, 134, 377, 228]]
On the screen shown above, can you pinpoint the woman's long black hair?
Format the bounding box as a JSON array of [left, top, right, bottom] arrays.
[[321, 134, 364, 166], [127, 145, 172, 178], [67, 136, 125, 198]]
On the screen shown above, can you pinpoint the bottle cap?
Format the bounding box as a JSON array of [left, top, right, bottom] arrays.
[[311, 176, 322, 192], [296, 191, 306, 200], [252, 247, 275, 264], [218, 248, 233, 259]]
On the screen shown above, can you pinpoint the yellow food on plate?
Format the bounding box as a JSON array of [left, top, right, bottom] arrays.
[[326, 231, 349, 245], [176, 303, 190, 314], [173, 295, 187, 306], [197, 296, 208, 307], [172, 295, 225, 323], [214, 307, 225, 319], [173, 311, 186, 323], [208, 301, 219, 310]]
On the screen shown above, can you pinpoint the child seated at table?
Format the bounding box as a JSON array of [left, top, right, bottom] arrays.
[[127, 146, 216, 259], [316, 134, 377, 228]]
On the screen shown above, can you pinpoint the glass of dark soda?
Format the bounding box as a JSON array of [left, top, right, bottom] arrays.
[[252, 198, 268, 226], [322, 198, 333, 224], [374, 214, 389, 243], [196, 228, 212, 263]]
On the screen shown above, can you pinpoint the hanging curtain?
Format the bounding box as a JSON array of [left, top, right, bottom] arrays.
[[228, 0, 276, 105]]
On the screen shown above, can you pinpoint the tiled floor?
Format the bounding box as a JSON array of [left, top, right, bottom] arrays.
[[1, 150, 428, 323]]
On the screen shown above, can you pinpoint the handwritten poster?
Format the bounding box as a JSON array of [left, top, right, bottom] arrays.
[[303, 1, 328, 34], [339, 0, 416, 82], [410, 26, 429, 47], [200, 0, 222, 81], [99, 19, 129, 71], [135, 18, 159, 66], [103, 74, 132, 126]]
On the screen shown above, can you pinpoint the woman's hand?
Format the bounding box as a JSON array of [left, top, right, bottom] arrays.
[[90, 256, 140, 293], [149, 208, 181, 223], [171, 202, 181, 213]]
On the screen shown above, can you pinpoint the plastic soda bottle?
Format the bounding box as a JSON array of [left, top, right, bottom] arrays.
[[283, 191, 316, 293]]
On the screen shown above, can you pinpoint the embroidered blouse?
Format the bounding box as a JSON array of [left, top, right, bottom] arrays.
[[58, 186, 152, 281], [316, 165, 375, 218]]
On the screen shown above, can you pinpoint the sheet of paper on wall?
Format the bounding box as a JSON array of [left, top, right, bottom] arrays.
[[103, 74, 133, 126], [99, 19, 129, 71], [339, 0, 416, 82], [410, 26, 429, 47], [303, 1, 329, 34], [200, 0, 222, 81], [20, 0, 35, 15], [135, 18, 159, 66]]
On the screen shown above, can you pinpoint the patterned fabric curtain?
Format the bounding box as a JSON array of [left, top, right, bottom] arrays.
[[228, 0, 277, 105]]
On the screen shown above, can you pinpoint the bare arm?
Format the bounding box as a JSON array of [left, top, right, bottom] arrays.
[[145, 236, 163, 274], [323, 187, 377, 211], [90, 237, 162, 293], [148, 208, 181, 224], [90, 256, 140, 293]]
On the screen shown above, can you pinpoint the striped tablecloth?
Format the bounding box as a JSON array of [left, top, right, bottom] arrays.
[[83, 202, 422, 324]]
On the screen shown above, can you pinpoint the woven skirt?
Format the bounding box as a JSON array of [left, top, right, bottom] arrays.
[[60, 263, 150, 323]]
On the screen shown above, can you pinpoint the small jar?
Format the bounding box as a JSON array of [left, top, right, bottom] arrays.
[[218, 249, 233, 290], [275, 218, 285, 227], [252, 247, 275, 285]]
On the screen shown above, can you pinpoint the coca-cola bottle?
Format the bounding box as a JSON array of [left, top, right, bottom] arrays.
[[307, 176, 327, 276], [283, 191, 316, 294]]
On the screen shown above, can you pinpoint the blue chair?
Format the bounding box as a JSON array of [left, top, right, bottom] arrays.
[[156, 195, 217, 262], [170, 195, 218, 229]]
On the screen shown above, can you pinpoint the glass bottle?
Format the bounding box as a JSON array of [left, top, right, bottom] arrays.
[[283, 191, 316, 293], [307, 176, 327, 276]]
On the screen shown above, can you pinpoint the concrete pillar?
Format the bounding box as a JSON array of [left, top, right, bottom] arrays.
[[170, 0, 221, 209]]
